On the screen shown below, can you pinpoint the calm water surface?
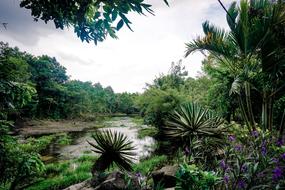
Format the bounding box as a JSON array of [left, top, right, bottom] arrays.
[[42, 117, 155, 162]]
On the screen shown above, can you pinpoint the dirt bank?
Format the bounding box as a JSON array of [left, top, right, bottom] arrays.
[[17, 120, 102, 136]]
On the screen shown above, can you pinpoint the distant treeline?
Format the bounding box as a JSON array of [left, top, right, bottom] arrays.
[[0, 42, 139, 120]]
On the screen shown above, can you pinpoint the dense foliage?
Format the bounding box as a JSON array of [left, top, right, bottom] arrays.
[[1, 0, 285, 189], [0, 42, 138, 120], [218, 127, 285, 189], [186, 0, 285, 132], [176, 164, 220, 190]]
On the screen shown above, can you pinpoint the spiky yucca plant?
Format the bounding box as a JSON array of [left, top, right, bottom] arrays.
[[164, 103, 227, 167], [88, 130, 136, 175], [164, 102, 226, 141]]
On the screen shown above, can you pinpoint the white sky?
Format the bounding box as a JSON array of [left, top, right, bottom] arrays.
[[0, 0, 232, 93]]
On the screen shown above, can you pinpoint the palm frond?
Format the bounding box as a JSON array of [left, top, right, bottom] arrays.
[[227, 2, 238, 31], [185, 21, 235, 59], [230, 77, 242, 96]]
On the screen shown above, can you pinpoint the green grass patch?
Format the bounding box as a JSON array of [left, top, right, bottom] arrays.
[[131, 117, 144, 125], [26, 155, 98, 190], [20, 133, 72, 155], [133, 155, 167, 175], [20, 135, 55, 153], [56, 133, 72, 145], [137, 127, 158, 139]]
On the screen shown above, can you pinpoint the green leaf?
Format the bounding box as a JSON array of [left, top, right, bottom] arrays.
[[111, 11, 118, 21], [164, 0, 169, 6], [116, 19, 124, 31]]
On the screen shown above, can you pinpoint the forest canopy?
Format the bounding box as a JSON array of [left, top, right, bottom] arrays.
[[0, 42, 139, 120]]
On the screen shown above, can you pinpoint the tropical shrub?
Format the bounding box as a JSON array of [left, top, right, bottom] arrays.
[[88, 130, 136, 175], [164, 102, 227, 141], [161, 102, 227, 166], [175, 163, 220, 190], [218, 128, 285, 189], [0, 120, 45, 190]]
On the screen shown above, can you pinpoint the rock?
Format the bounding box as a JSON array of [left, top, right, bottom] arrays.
[[64, 171, 140, 190], [95, 171, 125, 190], [94, 171, 140, 190], [63, 180, 93, 190], [152, 165, 178, 188]]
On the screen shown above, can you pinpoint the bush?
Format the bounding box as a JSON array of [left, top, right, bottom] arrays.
[[0, 120, 45, 190], [175, 164, 220, 190], [136, 88, 186, 129]]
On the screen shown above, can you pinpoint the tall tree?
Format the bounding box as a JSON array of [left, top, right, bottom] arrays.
[[185, 0, 285, 131], [28, 55, 69, 118]]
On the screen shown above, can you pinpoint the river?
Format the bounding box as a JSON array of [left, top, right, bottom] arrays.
[[41, 117, 156, 162]]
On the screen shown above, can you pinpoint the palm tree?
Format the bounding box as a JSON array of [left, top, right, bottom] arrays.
[[88, 130, 136, 176], [185, 0, 285, 132]]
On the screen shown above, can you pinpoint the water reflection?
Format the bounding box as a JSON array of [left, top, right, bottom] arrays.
[[42, 117, 155, 162]]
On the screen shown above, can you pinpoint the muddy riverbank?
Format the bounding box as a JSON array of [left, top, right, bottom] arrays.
[[16, 119, 103, 136]]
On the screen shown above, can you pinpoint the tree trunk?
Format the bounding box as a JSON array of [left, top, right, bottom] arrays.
[[238, 95, 252, 132], [244, 82, 256, 130], [279, 109, 285, 138], [262, 93, 274, 131]]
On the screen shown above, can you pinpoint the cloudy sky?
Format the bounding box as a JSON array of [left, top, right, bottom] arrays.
[[0, 0, 232, 93]]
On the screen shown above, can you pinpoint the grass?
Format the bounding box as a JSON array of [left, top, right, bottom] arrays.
[[22, 153, 167, 190], [26, 155, 97, 190], [56, 133, 72, 145], [20, 135, 55, 153], [131, 117, 144, 125], [133, 155, 167, 175], [137, 127, 158, 139], [20, 133, 73, 155]]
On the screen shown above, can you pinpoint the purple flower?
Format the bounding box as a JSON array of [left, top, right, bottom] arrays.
[[223, 175, 229, 184], [272, 158, 279, 163], [135, 172, 142, 178], [281, 153, 285, 160], [273, 166, 282, 181], [184, 146, 190, 156], [261, 147, 267, 156], [220, 160, 227, 170], [257, 172, 265, 178], [228, 135, 235, 142], [237, 179, 246, 189], [276, 138, 284, 147], [261, 141, 267, 156], [235, 144, 242, 151], [251, 130, 259, 137], [241, 164, 247, 173]]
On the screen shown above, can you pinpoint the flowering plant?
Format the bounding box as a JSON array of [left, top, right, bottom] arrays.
[[218, 127, 285, 189], [176, 163, 220, 190]]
